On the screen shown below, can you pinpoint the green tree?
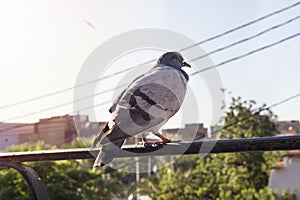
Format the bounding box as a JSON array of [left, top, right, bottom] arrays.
[[138, 97, 295, 200], [0, 168, 31, 200], [0, 139, 127, 200]]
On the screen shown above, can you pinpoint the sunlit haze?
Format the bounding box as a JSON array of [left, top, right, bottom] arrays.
[[0, 0, 299, 129]]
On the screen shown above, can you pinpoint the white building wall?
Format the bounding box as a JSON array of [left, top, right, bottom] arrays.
[[0, 133, 19, 151], [269, 156, 300, 199], [0, 123, 35, 151]]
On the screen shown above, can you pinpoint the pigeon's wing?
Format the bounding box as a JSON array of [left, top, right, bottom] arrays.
[[109, 89, 126, 113], [137, 83, 182, 118], [108, 73, 146, 113]]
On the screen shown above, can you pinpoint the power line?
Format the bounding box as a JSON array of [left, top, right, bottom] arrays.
[[189, 15, 299, 62], [1, 15, 298, 122], [190, 33, 300, 75], [0, 85, 125, 123], [207, 89, 300, 137], [77, 100, 112, 112], [0, 1, 298, 111], [268, 92, 300, 109], [0, 100, 112, 133], [179, 1, 300, 51]]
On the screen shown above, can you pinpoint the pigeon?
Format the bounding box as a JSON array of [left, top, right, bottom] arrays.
[[92, 52, 191, 170]]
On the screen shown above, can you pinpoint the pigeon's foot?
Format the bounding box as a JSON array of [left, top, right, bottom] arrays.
[[143, 141, 170, 147], [140, 138, 171, 147], [154, 133, 171, 143]]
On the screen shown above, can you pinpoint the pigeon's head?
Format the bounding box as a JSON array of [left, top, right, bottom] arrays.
[[158, 52, 191, 69]]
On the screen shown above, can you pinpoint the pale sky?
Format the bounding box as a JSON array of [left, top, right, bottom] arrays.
[[0, 0, 299, 129]]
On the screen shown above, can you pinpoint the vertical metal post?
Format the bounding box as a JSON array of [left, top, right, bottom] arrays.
[[148, 157, 151, 177], [135, 136, 140, 200]]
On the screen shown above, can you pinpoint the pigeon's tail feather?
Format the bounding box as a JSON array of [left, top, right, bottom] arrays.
[[102, 124, 131, 145], [92, 122, 110, 148], [92, 124, 126, 170], [92, 149, 106, 172], [92, 140, 125, 170]]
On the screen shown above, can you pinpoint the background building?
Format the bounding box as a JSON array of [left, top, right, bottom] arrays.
[[0, 115, 102, 150], [1, 117, 299, 151], [269, 151, 300, 199], [276, 120, 300, 135], [162, 123, 208, 141], [0, 123, 35, 151]]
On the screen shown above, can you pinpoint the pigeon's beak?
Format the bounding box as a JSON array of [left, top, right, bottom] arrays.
[[182, 61, 191, 68]]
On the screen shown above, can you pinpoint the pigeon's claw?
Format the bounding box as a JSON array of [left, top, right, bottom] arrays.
[[154, 133, 171, 143], [140, 133, 171, 147]]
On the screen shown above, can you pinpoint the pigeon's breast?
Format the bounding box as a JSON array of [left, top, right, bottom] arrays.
[[130, 66, 188, 113]]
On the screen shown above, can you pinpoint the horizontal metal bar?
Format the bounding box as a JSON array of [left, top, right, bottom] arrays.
[[0, 135, 300, 162]]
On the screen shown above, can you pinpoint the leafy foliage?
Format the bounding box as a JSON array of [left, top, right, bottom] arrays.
[[1, 139, 127, 200], [137, 97, 296, 200], [0, 97, 297, 199]]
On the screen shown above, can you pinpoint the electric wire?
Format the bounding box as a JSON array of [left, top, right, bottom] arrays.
[[0, 1, 298, 110], [190, 33, 300, 75]]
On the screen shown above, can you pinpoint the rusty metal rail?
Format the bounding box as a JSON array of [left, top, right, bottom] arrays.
[[1, 135, 300, 200]]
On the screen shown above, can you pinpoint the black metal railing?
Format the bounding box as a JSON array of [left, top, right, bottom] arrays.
[[1, 135, 300, 200]]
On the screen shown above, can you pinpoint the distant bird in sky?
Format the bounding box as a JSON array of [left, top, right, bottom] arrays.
[[92, 52, 191, 170], [83, 19, 96, 30]]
